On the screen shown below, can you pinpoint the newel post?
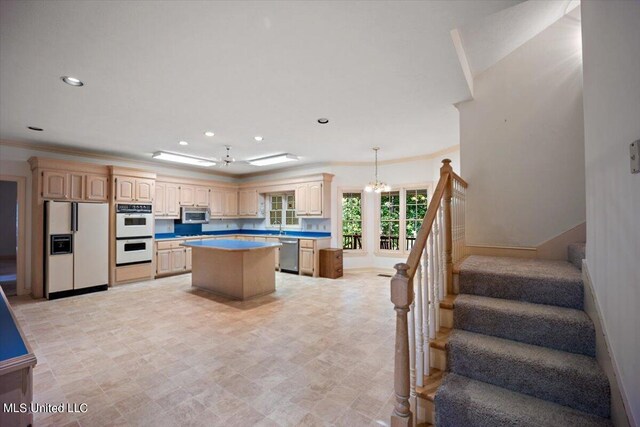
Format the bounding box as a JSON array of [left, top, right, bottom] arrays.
[[441, 159, 454, 295], [390, 263, 414, 427]]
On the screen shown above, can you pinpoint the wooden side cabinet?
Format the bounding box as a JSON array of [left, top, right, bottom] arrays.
[[319, 248, 343, 279]]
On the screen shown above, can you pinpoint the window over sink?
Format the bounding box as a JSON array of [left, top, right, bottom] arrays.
[[269, 193, 299, 228]]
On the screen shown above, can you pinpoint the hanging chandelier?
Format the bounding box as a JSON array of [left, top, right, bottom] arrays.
[[365, 147, 391, 193]]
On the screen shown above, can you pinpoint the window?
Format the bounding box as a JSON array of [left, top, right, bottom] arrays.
[[340, 191, 363, 251], [379, 190, 401, 251], [405, 189, 428, 251], [377, 187, 429, 254], [269, 193, 298, 227]]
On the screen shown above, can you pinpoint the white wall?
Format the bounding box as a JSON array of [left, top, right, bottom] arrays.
[[581, 1, 640, 424], [458, 11, 585, 247]]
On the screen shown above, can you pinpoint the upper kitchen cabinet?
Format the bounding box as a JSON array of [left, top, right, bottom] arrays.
[[42, 170, 68, 199], [110, 167, 156, 204], [209, 187, 224, 216], [238, 189, 258, 216], [194, 187, 209, 207], [85, 175, 109, 201], [223, 189, 238, 216], [295, 179, 331, 218], [31, 159, 110, 203], [156, 182, 180, 218], [179, 185, 195, 206]]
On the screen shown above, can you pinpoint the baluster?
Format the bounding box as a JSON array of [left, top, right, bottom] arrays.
[[415, 262, 424, 387], [439, 206, 446, 299], [433, 206, 441, 332], [428, 232, 436, 340], [422, 245, 430, 376], [391, 263, 413, 427], [409, 284, 416, 415]]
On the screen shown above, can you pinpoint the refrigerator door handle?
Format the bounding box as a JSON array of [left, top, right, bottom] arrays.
[[71, 202, 78, 232]]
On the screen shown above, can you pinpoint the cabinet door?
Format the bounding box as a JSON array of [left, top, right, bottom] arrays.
[[166, 183, 181, 217], [115, 176, 135, 202], [136, 179, 154, 203], [223, 190, 238, 216], [300, 247, 314, 275], [185, 248, 192, 270], [171, 248, 186, 272], [156, 249, 171, 275], [295, 184, 308, 215], [209, 188, 224, 216], [307, 182, 323, 216], [86, 175, 109, 201], [179, 185, 195, 206], [69, 173, 84, 201], [239, 189, 258, 216], [154, 182, 167, 215], [42, 171, 68, 199], [195, 187, 209, 207]]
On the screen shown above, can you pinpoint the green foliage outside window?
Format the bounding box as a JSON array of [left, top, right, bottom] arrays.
[[342, 192, 362, 250]]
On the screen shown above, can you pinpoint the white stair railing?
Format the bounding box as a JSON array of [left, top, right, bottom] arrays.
[[390, 159, 467, 427]]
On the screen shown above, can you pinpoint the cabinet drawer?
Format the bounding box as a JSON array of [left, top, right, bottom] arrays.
[[157, 240, 184, 250], [300, 239, 314, 248]]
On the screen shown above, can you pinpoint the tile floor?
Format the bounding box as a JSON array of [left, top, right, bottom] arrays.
[[10, 272, 396, 427]]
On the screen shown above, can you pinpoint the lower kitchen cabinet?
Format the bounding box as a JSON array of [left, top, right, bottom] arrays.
[[298, 238, 331, 277], [156, 239, 194, 277]]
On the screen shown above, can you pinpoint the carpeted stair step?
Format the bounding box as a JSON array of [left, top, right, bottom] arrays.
[[458, 256, 583, 309], [447, 330, 610, 418], [454, 294, 595, 356], [434, 373, 613, 427], [568, 242, 586, 271]]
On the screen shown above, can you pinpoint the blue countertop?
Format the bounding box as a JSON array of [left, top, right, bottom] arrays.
[[0, 290, 28, 362], [181, 239, 281, 251], [156, 229, 331, 240]]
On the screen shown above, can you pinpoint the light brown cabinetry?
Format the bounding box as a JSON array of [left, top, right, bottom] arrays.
[[155, 239, 194, 276], [238, 189, 258, 216], [114, 176, 154, 203], [69, 173, 84, 200], [86, 175, 109, 201], [209, 188, 224, 216], [155, 182, 180, 218], [298, 238, 331, 277], [295, 181, 328, 217], [179, 185, 195, 206], [195, 187, 209, 207], [42, 170, 67, 199], [42, 170, 109, 202], [223, 190, 238, 216]]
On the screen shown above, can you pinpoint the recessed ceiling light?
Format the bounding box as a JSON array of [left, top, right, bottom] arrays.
[[254, 136, 263, 142], [179, 140, 189, 146], [27, 126, 43, 131], [204, 131, 215, 137], [248, 153, 299, 166], [317, 118, 329, 124], [152, 151, 216, 167], [61, 76, 84, 87]]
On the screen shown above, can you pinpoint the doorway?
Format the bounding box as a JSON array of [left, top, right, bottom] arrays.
[[0, 180, 18, 295]]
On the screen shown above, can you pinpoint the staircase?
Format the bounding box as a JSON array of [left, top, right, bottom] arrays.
[[434, 255, 612, 426]]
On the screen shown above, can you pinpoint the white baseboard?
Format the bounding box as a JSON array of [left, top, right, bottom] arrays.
[[582, 261, 635, 427]]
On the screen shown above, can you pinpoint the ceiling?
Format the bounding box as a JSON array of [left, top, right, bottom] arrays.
[[0, 0, 522, 175], [457, 0, 580, 77]]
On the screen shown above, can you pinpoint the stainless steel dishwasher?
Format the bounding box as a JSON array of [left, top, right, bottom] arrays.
[[279, 238, 299, 274]]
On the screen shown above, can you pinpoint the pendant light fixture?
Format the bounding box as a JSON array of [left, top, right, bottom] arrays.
[[365, 147, 391, 193]]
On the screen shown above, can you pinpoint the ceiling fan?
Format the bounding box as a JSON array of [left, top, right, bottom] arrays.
[[220, 145, 235, 167]]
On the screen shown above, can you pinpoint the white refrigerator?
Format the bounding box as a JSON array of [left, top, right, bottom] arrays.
[[45, 201, 109, 299]]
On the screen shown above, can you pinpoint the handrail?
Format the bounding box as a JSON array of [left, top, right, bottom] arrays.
[[405, 170, 449, 280]]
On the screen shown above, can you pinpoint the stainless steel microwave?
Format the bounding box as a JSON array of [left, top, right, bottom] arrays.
[[180, 207, 210, 224]]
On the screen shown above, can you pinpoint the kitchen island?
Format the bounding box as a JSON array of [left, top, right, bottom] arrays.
[[181, 239, 282, 300]]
